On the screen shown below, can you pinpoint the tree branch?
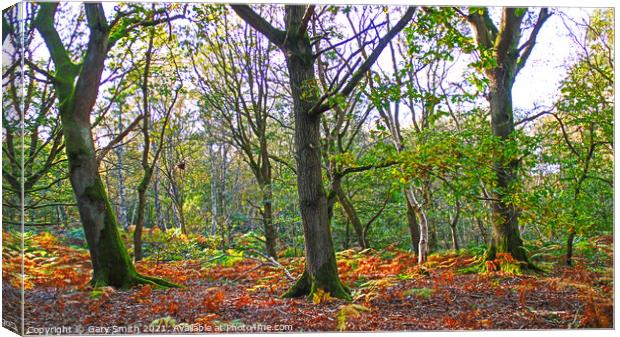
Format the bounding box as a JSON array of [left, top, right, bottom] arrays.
[[298, 5, 315, 35], [230, 5, 285, 46], [516, 8, 551, 75], [338, 160, 400, 178], [96, 114, 144, 164], [310, 7, 416, 116]]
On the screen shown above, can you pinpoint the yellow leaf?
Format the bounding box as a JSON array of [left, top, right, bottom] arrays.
[[337, 304, 370, 331], [312, 288, 334, 304]]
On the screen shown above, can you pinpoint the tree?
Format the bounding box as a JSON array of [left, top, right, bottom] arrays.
[[459, 7, 550, 263], [534, 9, 613, 266], [231, 4, 416, 299], [33, 2, 179, 287], [133, 23, 182, 261], [191, 12, 281, 258], [312, 11, 394, 249], [2, 5, 67, 227]]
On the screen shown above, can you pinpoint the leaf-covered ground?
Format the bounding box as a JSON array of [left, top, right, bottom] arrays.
[[2, 232, 613, 333]]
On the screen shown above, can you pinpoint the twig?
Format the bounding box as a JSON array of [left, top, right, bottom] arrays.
[[247, 249, 295, 281]]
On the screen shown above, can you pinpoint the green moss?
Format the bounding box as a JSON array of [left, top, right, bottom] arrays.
[[83, 177, 179, 289], [282, 261, 352, 301], [282, 269, 311, 298], [310, 261, 352, 301], [403, 287, 434, 299]]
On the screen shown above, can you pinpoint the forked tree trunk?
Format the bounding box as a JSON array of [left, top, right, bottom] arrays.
[[232, 4, 415, 300], [465, 8, 549, 264], [486, 68, 528, 262], [406, 188, 428, 263]]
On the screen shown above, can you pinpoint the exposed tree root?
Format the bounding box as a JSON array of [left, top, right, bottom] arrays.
[[91, 271, 180, 289], [282, 269, 352, 301]]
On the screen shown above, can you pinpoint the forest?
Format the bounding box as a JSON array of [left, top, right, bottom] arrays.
[[1, 2, 614, 333]]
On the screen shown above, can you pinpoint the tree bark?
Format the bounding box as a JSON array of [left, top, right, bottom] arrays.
[[475, 214, 489, 245], [406, 188, 428, 263], [277, 6, 349, 300], [34, 3, 176, 288], [134, 29, 158, 262], [406, 201, 420, 255], [261, 181, 278, 258], [486, 64, 528, 261], [260, 122, 278, 258], [465, 8, 550, 263], [115, 107, 128, 231], [232, 4, 414, 300]]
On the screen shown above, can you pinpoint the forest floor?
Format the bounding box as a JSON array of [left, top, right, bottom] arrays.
[[2, 231, 614, 333]]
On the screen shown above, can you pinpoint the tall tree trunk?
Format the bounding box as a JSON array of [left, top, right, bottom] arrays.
[[133, 30, 155, 262], [486, 68, 528, 262], [34, 3, 174, 288], [281, 7, 349, 300], [232, 4, 415, 300], [466, 8, 550, 264]]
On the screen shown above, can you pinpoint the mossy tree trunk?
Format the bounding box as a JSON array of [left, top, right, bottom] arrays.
[[232, 4, 415, 300], [466, 8, 550, 263], [284, 7, 349, 299], [34, 3, 176, 288]]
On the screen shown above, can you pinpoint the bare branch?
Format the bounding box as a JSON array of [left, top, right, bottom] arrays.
[[310, 7, 416, 116], [231, 5, 285, 46], [516, 8, 551, 75], [96, 114, 144, 163]]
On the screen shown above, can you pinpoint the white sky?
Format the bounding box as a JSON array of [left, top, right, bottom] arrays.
[[511, 8, 592, 111]]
